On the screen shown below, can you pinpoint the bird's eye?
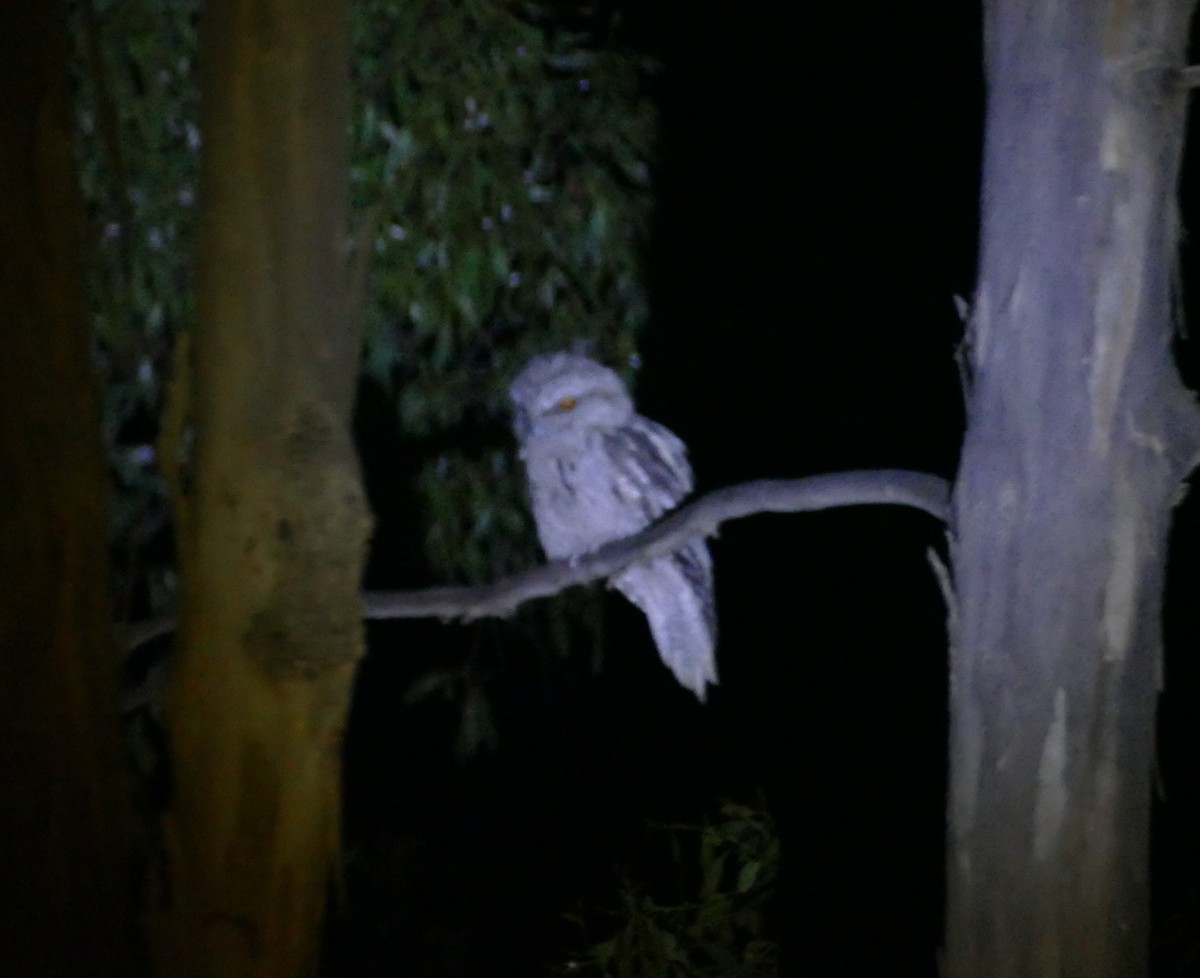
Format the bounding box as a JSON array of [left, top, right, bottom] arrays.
[[557, 396, 578, 411]]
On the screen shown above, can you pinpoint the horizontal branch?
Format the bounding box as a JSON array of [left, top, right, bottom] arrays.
[[362, 469, 952, 623], [118, 470, 951, 650]]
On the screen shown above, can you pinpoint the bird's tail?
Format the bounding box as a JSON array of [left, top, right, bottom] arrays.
[[614, 542, 717, 701]]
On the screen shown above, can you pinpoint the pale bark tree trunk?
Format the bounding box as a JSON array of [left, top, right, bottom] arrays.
[[152, 1, 371, 975], [945, 1, 1200, 976], [0, 2, 139, 975]]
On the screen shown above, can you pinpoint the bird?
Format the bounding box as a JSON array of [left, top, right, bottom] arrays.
[[508, 351, 716, 700]]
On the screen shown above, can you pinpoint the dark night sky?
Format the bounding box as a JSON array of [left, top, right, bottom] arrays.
[[338, 4, 1200, 976]]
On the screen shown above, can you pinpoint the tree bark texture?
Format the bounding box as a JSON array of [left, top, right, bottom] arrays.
[[945, 2, 1200, 976], [0, 2, 139, 975], [153, 1, 371, 975]]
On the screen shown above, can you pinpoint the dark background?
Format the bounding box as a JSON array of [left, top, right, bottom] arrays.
[[336, 3, 1200, 975]]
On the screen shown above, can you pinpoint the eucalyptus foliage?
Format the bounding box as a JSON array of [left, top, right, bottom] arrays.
[[562, 801, 780, 978], [353, 0, 659, 587], [74, 0, 659, 621], [71, 0, 197, 618]]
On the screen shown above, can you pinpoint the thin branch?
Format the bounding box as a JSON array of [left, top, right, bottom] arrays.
[[363, 469, 951, 622], [119, 469, 952, 650], [119, 616, 177, 652]]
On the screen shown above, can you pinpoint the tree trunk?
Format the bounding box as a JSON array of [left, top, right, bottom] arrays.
[[945, 2, 1200, 976], [0, 2, 140, 975], [152, 1, 371, 975]]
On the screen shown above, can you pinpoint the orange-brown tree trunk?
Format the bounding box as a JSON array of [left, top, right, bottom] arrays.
[[152, 1, 371, 975], [0, 2, 139, 975]]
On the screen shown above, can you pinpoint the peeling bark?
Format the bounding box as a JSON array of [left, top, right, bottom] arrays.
[[944, 1, 1200, 975]]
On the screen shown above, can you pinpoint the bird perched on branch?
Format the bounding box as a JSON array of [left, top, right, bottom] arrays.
[[509, 351, 717, 700]]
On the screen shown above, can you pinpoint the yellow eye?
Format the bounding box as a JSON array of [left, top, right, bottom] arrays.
[[557, 396, 578, 411]]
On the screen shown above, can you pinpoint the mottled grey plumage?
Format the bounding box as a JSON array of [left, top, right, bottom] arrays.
[[509, 352, 717, 699]]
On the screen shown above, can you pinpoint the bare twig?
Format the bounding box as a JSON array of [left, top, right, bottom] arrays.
[[119, 469, 952, 649]]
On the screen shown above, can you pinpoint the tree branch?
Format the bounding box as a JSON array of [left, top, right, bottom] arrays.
[[362, 469, 951, 622], [119, 469, 951, 649]]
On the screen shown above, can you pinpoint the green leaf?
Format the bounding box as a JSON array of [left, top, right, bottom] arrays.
[[591, 937, 615, 965], [399, 386, 427, 430], [489, 240, 509, 279], [736, 860, 760, 894], [455, 246, 484, 320], [403, 670, 456, 705], [701, 852, 727, 899], [455, 684, 497, 760]]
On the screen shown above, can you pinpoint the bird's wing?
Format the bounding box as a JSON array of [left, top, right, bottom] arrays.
[[600, 417, 694, 524]]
